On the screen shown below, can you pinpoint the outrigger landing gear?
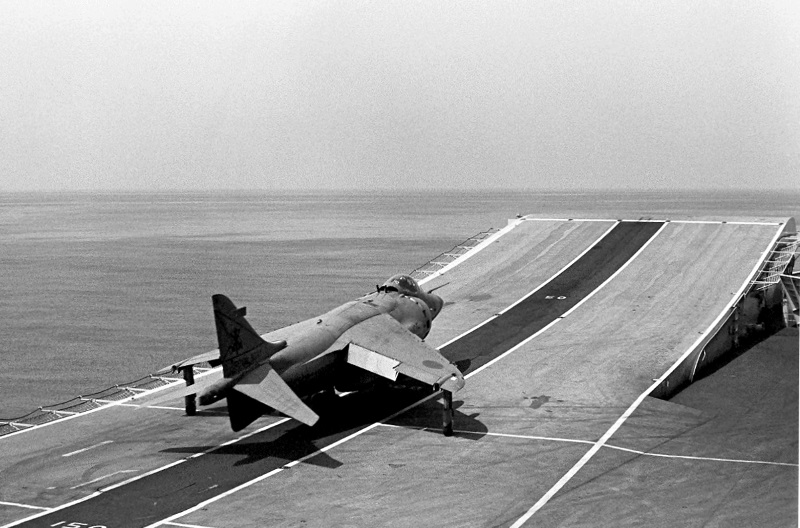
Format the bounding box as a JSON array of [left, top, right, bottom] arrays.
[[181, 366, 196, 416], [442, 390, 454, 437]]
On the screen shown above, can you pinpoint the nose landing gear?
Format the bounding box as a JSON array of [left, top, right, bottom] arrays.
[[442, 390, 453, 436]]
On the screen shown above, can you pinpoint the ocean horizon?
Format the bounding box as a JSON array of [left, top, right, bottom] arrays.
[[1, 188, 798, 418]]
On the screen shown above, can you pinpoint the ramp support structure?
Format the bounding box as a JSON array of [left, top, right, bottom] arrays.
[[182, 367, 196, 416], [442, 390, 454, 436]]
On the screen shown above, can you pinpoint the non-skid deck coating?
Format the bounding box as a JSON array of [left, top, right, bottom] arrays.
[[0, 217, 795, 528]]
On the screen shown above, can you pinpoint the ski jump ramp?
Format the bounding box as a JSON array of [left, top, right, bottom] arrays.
[[0, 216, 796, 527]]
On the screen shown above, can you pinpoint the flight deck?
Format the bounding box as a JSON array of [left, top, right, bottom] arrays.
[[1, 216, 797, 528]]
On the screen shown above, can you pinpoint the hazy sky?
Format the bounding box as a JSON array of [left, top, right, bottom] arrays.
[[1, 1, 798, 191]]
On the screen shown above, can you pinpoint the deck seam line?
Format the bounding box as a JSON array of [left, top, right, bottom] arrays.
[[509, 222, 788, 528]]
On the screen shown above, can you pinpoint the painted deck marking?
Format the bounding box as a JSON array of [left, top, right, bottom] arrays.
[[61, 440, 114, 458], [376, 425, 799, 468], [508, 222, 788, 528], [0, 501, 50, 511], [164, 522, 218, 528], [70, 470, 138, 489], [443, 221, 665, 374], [434, 221, 618, 350]]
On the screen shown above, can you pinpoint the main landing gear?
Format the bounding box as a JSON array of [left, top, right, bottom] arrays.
[[181, 366, 196, 416], [442, 390, 454, 437]]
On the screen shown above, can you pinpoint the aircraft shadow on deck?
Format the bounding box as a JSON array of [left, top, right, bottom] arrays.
[[160, 384, 487, 469]]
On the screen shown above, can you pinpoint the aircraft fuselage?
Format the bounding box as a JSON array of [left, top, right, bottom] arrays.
[[203, 274, 444, 407]]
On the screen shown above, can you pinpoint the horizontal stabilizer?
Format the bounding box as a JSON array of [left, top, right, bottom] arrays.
[[231, 364, 319, 429]]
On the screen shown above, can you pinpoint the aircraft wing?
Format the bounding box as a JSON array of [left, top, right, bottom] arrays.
[[342, 314, 465, 393], [156, 349, 220, 374], [233, 363, 319, 427], [145, 371, 222, 406]]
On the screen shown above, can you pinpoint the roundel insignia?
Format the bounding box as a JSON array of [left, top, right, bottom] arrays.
[[423, 360, 444, 369]]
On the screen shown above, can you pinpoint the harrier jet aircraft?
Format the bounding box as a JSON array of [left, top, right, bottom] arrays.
[[151, 274, 464, 433]]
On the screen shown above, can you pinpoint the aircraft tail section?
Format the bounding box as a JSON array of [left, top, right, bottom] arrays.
[[212, 294, 287, 379]]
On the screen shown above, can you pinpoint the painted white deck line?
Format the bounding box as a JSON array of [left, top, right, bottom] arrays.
[[0, 501, 50, 512], [70, 470, 139, 490], [418, 215, 526, 286], [375, 424, 799, 468], [435, 221, 619, 350], [164, 522, 218, 528], [465, 222, 667, 381], [62, 440, 114, 458], [558, 222, 668, 320], [508, 222, 788, 528]]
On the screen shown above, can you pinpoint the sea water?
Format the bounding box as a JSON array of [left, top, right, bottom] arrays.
[[1, 189, 798, 417]]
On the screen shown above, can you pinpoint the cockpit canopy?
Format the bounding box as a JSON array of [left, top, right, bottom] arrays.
[[380, 274, 422, 296]]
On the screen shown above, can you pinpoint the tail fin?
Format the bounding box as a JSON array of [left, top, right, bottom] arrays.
[[212, 294, 287, 378]]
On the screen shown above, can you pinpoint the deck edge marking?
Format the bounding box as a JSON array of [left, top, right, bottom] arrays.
[[508, 222, 788, 528], [418, 215, 526, 286]]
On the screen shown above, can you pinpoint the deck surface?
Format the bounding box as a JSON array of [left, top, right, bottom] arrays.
[[0, 217, 796, 528]]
